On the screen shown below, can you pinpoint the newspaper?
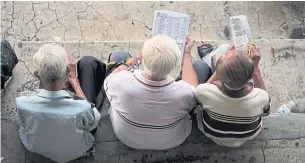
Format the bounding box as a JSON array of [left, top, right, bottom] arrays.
[[230, 15, 252, 49], [152, 10, 191, 61]]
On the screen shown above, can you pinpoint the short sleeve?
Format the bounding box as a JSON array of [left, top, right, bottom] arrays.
[[17, 107, 26, 129], [103, 71, 130, 103], [262, 98, 271, 116], [176, 80, 197, 110], [82, 106, 101, 131]]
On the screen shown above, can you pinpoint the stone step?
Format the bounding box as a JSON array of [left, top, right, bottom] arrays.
[[1, 112, 305, 163], [1, 1, 305, 41], [1, 40, 305, 116]]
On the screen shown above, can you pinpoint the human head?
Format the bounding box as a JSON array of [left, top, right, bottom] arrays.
[[33, 44, 68, 88], [216, 48, 254, 91], [141, 35, 180, 80]]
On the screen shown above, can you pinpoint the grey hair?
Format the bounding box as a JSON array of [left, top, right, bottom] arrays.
[[216, 50, 254, 91], [142, 35, 180, 80], [33, 44, 68, 83]]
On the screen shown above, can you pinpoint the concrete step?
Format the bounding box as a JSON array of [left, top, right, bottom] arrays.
[[1, 112, 305, 163], [1, 40, 305, 116], [1, 1, 305, 41]]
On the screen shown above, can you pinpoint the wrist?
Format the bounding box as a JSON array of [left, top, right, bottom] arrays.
[[183, 54, 192, 60], [253, 68, 260, 74], [68, 78, 79, 85]]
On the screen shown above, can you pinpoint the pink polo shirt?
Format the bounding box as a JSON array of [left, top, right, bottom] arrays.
[[104, 70, 196, 150]]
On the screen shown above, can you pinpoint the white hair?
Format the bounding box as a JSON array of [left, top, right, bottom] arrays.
[[142, 35, 180, 80], [33, 44, 68, 83]]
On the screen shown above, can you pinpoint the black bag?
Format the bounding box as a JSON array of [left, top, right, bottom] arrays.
[[1, 39, 18, 89]]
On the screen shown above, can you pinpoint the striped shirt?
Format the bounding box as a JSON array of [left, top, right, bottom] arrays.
[[104, 70, 196, 150], [195, 83, 270, 147]]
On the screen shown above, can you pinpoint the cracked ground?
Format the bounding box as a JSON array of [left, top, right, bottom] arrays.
[[1, 1, 305, 115], [1, 1, 305, 163]]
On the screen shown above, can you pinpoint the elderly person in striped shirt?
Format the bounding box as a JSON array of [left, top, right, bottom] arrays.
[[195, 44, 271, 147], [104, 35, 201, 150]]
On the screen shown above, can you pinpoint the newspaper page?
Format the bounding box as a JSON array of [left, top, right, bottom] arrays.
[[230, 15, 252, 49], [152, 10, 191, 62]]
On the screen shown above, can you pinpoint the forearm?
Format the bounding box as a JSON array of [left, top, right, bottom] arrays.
[[112, 58, 138, 74], [252, 67, 266, 90], [69, 79, 86, 99], [206, 72, 217, 84], [182, 55, 198, 87], [112, 64, 130, 74]]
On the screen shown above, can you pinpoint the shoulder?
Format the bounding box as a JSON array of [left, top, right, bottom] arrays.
[[104, 70, 134, 86], [174, 80, 196, 93], [16, 95, 92, 114], [251, 88, 270, 102], [196, 83, 218, 96]]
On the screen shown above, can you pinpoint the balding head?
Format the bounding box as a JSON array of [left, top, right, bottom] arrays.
[[216, 49, 254, 91]]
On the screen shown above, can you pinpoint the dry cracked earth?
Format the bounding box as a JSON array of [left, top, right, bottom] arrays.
[[1, 1, 305, 115]]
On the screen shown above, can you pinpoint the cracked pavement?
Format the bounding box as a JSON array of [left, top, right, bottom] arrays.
[[1, 1, 305, 41], [1, 1, 305, 163]]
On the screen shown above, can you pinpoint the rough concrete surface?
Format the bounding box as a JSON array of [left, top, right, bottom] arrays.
[[1, 1, 305, 163], [1, 40, 305, 115], [1, 1, 305, 41], [1, 113, 305, 163]]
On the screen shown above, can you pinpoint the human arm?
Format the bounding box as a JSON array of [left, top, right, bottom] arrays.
[[112, 51, 142, 74], [83, 106, 101, 131], [249, 44, 266, 90], [182, 37, 198, 87], [67, 55, 87, 99], [206, 73, 217, 84]]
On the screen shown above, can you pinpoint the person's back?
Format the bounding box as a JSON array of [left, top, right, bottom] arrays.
[[17, 44, 101, 163], [104, 35, 197, 150], [106, 70, 195, 149], [195, 45, 270, 147], [17, 90, 100, 163]]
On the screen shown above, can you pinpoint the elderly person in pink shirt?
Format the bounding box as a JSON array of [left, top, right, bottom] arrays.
[[103, 35, 206, 149]]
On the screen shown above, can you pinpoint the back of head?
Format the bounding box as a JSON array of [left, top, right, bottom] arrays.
[[216, 50, 254, 91], [33, 44, 68, 83], [142, 35, 180, 80]]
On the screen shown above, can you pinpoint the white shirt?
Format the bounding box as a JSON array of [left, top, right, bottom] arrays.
[[104, 70, 196, 150], [195, 83, 270, 147], [16, 90, 101, 163]]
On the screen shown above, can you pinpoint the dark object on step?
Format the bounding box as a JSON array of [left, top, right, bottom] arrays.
[[197, 43, 214, 59], [1, 39, 18, 89]]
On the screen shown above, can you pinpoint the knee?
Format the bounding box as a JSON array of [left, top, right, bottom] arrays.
[[78, 56, 98, 66], [193, 60, 210, 70]]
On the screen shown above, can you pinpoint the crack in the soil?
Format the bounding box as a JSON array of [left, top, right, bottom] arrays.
[[133, 19, 152, 30], [1, 1, 7, 10], [18, 60, 36, 78], [261, 143, 266, 163], [3, 1, 16, 38], [54, 3, 68, 41]]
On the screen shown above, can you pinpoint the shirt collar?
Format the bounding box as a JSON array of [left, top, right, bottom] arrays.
[[37, 89, 72, 98], [134, 70, 174, 87]]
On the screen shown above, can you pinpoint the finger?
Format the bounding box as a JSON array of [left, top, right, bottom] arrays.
[[226, 45, 234, 54]]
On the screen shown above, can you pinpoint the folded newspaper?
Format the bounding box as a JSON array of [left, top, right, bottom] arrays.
[[230, 15, 253, 49], [152, 10, 191, 62]]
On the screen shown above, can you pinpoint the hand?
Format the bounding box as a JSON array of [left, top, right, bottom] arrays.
[[136, 50, 142, 61], [67, 55, 77, 80], [126, 50, 142, 66], [184, 36, 192, 57], [249, 44, 261, 68]]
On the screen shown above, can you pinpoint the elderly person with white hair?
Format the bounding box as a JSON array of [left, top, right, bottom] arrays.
[[195, 44, 271, 147], [16, 44, 101, 163], [103, 35, 206, 150]]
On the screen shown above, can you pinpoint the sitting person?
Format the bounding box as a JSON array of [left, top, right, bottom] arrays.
[[195, 43, 271, 147], [16, 44, 101, 163], [103, 35, 200, 150]]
